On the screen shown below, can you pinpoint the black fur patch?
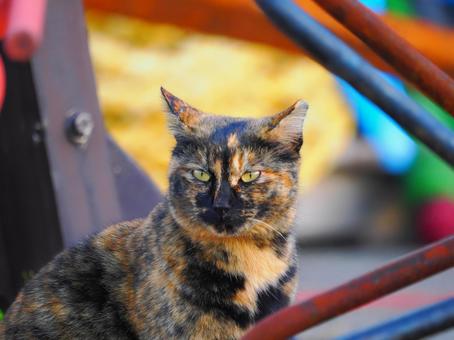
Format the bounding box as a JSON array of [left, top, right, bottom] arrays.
[[196, 186, 246, 233], [254, 286, 289, 323], [180, 237, 252, 328], [254, 264, 297, 322], [242, 135, 299, 164], [169, 175, 186, 198], [279, 264, 297, 286], [46, 242, 139, 339], [270, 231, 289, 258], [172, 137, 205, 160], [210, 121, 248, 144]]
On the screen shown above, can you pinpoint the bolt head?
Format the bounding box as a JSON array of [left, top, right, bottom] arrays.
[[66, 111, 94, 145]]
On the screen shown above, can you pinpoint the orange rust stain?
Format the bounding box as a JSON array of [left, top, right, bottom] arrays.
[[425, 245, 450, 260]]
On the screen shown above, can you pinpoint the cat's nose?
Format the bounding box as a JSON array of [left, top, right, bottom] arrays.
[[213, 195, 231, 209], [213, 206, 229, 218], [213, 198, 231, 216], [213, 179, 232, 213]]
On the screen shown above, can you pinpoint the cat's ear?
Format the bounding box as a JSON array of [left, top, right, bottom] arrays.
[[261, 100, 308, 152], [161, 87, 203, 137]]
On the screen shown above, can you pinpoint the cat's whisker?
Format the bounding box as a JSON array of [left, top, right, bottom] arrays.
[[250, 218, 286, 240]]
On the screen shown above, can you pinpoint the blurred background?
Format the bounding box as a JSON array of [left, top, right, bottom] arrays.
[[1, 0, 453, 337], [87, 0, 454, 246], [85, 1, 454, 336]]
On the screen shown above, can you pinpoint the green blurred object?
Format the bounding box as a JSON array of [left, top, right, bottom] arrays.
[[387, 0, 454, 204], [387, 0, 415, 17], [0, 308, 3, 321], [404, 90, 454, 204]]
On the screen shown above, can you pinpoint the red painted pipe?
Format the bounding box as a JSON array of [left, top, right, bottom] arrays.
[[4, 0, 47, 61], [311, 0, 454, 117], [0, 0, 11, 38], [243, 235, 454, 340]]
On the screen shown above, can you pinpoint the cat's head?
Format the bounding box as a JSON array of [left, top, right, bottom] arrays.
[[162, 87, 308, 239]]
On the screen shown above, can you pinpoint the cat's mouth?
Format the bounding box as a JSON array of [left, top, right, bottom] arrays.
[[212, 223, 238, 235], [199, 209, 247, 236]]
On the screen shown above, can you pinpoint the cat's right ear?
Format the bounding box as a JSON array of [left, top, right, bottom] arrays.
[[161, 87, 203, 138], [260, 99, 308, 153]]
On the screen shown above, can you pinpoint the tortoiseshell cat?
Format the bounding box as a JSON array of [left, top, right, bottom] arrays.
[[3, 88, 308, 339]]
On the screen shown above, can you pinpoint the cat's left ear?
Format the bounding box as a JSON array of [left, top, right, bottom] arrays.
[[161, 87, 203, 138], [261, 100, 308, 152]]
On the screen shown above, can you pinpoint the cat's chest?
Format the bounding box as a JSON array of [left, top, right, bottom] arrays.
[[222, 242, 294, 311], [176, 235, 295, 319], [228, 244, 289, 290]]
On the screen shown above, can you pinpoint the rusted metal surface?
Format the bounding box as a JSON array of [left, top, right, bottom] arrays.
[[83, 0, 454, 76], [243, 235, 454, 340], [254, 0, 454, 167], [336, 297, 454, 340], [313, 0, 454, 117]]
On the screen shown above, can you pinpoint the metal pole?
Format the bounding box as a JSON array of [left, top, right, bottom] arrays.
[[242, 235, 454, 340], [255, 0, 454, 167], [336, 297, 454, 340], [312, 0, 454, 118]]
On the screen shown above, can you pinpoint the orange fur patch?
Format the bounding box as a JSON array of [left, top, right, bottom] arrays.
[[227, 133, 239, 148]]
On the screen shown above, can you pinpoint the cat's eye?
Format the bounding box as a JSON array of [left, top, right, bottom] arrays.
[[193, 169, 211, 182], [241, 171, 261, 183]]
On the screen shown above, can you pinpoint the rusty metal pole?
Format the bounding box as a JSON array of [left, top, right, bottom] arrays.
[[242, 235, 454, 340], [312, 0, 454, 117], [254, 0, 454, 167]]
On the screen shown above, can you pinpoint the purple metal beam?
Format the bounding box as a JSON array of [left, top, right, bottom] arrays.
[[31, 0, 123, 246]]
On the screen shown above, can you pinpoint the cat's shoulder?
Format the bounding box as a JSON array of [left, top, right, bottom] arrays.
[[97, 217, 145, 241]]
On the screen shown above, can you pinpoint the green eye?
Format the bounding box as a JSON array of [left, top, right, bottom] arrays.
[[193, 169, 211, 182], [241, 171, 261, 183]]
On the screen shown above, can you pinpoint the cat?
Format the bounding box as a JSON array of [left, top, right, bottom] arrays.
[[2, 87, 308, 340]]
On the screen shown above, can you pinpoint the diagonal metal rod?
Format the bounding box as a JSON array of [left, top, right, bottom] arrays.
[[254, 0, 454, 167], [336, 297, 454, 340], [312, 0, 454, 118], [242, 235, 454, 340]]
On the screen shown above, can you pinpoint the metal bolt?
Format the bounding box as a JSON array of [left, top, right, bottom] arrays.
[[66, 111, 94, 146], [31, 122, 43, 144]]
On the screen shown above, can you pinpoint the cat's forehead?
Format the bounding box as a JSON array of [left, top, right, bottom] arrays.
[[196, 116, 267, 159], [199, 115, 255, 143], [190, 124, 271, 173], [171, 111, 301, 171]]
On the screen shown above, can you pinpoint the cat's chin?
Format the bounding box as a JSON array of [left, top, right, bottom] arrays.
[[205, 222, 251, 238], [211, 223, 243, 236]]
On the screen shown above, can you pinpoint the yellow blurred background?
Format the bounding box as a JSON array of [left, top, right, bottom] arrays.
[[87, 11, 354, 192]]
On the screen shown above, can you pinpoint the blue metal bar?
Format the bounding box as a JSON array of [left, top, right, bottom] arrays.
[[255, 0, 454, 167], [336, 297, 454, 340]]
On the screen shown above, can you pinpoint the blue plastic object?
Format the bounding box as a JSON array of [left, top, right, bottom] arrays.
[[336, 297, 454, 340], [338, 76, 417, 174], [337, 0, 417, 174], [359, 0, 387, 13]]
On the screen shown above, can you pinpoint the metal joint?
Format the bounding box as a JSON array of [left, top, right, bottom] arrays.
[[65, 111, 94, 146]]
